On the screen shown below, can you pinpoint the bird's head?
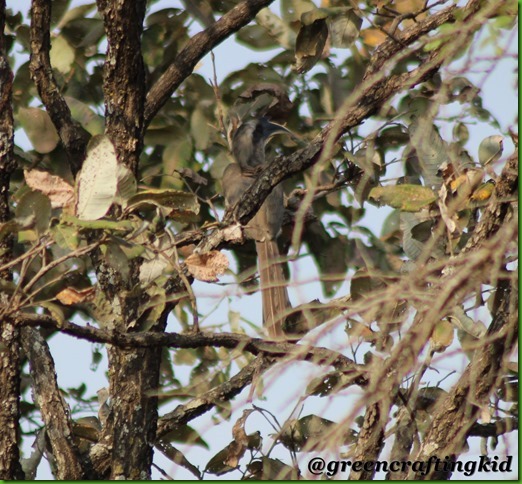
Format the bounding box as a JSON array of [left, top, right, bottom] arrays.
[[232, 117, 292, 170]]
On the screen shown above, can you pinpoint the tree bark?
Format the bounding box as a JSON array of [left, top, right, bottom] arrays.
[[0, 1, 24, 477]]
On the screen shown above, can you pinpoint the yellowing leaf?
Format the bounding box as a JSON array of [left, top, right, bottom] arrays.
[[361, 27, 386, 48], [369, 185, 437, 212], [470, 181, 495, 202], [76, 135, 119, 220]]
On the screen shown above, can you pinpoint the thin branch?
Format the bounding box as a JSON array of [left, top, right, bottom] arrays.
[[20, 241, 101, 299]]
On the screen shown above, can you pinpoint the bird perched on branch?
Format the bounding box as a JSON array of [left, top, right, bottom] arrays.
[[222, 118, 292, 339]]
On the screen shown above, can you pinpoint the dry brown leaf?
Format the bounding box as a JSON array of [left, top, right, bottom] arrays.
[[185, 250, 229, 282], [225, 410, 254, 468], [24, 169, 75, 208], [56, 287, 96, 305]]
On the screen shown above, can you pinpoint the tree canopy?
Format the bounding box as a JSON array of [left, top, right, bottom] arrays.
[[0, 0, 518, 480]]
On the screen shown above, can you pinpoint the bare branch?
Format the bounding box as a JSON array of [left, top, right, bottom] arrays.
[[13, 312, 367, 383]]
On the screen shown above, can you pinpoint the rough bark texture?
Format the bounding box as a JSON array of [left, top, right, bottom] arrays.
[[95, 1, 158, 478], [349, 402, 387, 480], [97, 0, 147, 175], [29, 0, 90, 175], [412, 275, 518, 479], [0, 2, 24, 478], [21, 328, 85, 479]]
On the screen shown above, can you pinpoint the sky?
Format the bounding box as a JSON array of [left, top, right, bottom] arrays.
[[11, 0, 518, 480]]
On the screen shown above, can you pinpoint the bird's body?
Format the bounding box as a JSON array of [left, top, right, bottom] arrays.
[[222, 118, 292, 339]]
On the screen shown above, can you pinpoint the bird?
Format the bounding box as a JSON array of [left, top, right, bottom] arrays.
[[222, 118, 292, 339]]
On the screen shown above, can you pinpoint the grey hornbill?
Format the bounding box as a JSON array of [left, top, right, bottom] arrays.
[[222, 118, 292, 339]]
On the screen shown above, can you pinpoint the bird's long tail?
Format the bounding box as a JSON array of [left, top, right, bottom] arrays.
[[255, 240, 291, 339]]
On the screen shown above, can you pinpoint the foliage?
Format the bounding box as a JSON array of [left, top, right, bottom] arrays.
[[0, 0, 518, 480]]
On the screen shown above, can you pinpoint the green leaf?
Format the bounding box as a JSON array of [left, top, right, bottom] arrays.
[[478, 135, 503, 166], [65, 96, 104, 135], [126, 188, 200, 222], [237, 24, 280, 50], [369, 185, 437, 212], [325, 7, 362, 48], [61, 214, 135, 232], [255, 8, 295, 49], [61, 18, 104, 49], [162, 136, 193, 189], [17, 107, 60, 154], [50, 35, 75, 74], [190, 107, 210, 151], [76, 135, 119, 220], [162, 424, 209, 449], [280, 0, 316, 25], [279, 415, 338, 452], [408, 118, 447, 187], [15, 190, 52, 235], [56, 3, 96, 29], [50, 223, 80, 250]]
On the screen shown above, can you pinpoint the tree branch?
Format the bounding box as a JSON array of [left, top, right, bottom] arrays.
[[96, 0, 147, 173], [29, 0, 90, 175], [143, 0, 276, 127], [0, 3, 24, 476], [463, 152, 518, 252], [13, 312, 367, 384], [20, 327, 86, 479], [95, 1, 157, 478], [411, 274, 518, 479], [156, 355, 274, 438], [198, 0, 493, 253]]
